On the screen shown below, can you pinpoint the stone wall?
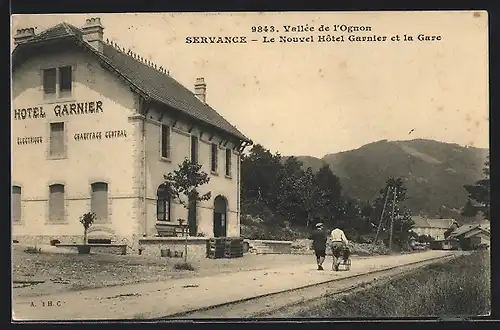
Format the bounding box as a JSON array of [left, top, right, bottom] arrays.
[[138, 237, 209, 260], [12, 234, 141, 255]]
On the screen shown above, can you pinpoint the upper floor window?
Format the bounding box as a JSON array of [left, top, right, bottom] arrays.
[[91, 182, 109, 223], [49, 184, 65, 223], [43, 66, 72, 98], [225, 149, 232, 177], [211, 143, 218, 172], [43, 68, 57, 95], [191, 135, 198, 163], [59, 66, 73, 93], [49, 122, 66, 158], [161, 125, 171, 159], [12, 185, 22, 223]]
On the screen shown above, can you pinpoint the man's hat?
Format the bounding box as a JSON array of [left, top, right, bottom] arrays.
[[315, 222, 324, 228]]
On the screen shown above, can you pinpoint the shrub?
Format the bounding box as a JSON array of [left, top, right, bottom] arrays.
[[174, 262, 196, 271], [24, 246, 42, 254]]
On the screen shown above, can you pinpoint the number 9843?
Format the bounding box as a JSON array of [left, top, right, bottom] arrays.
[[251, 26, 276, 33]]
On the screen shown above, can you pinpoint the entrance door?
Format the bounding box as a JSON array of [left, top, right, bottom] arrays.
[[213, 196, 227, 237]]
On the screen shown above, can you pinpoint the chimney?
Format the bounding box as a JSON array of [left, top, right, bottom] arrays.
[[194, 77, 207, 103], [82, 17, 104, 53], [14, 28, 36, 45]]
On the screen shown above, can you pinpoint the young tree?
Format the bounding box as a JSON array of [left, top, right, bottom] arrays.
[[80, 212, 97, 245], [463, 157, 490, 220], [164, 158, 212, 236]]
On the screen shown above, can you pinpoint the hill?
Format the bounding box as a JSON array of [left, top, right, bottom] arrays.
[[289, 139, 488, 220]]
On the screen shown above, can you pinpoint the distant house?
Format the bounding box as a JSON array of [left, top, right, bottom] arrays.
[[411, 216, 458, 241], [449, 223, 490, 250]]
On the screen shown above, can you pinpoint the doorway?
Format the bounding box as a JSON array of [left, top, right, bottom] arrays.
[[213, 195, 228, 237]]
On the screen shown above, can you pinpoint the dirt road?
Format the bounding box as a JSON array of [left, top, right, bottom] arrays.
[[13, 250, 463, 321]]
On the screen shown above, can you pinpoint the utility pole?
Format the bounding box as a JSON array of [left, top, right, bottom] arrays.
[[374, 186, 390, 245], [389, 186, 398, 251]]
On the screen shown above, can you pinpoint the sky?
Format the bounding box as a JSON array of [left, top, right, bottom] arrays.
[[11, 11, 489, 158]]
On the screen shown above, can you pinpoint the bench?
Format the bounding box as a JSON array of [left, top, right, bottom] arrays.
[[55, 243, 128, 255], [155, 223, 186, 237]]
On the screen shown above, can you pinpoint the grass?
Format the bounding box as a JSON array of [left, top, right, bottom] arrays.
[[295, 250, 491, 318]]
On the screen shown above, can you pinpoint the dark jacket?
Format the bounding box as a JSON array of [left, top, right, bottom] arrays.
[[310, 229, 327, 251]]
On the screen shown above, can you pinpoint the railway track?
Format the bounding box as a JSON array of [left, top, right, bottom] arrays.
[[164, 252, 465, 319]]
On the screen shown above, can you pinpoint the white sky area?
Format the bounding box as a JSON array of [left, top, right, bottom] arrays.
[[11, 11, 489, 157]]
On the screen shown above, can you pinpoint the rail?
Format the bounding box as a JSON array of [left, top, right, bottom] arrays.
[[163, 252, 462, 318]]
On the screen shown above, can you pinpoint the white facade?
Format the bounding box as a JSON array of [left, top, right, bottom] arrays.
[[11, 22, 249, 249]]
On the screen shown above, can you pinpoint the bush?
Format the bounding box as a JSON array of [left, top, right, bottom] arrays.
[[24, 246, 42, 254], [174, 262, 195, 271]]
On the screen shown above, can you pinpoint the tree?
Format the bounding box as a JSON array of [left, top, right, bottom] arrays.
[[314, 164, 344, 225], [80, 212, 97, 245], [241, 144, 283, 208], [373, 177, 415, 249], [297, 167, 324, 228], [461, 199, 479, 221], [164, 158, 212, 236], [275, 156, 306, 226], [463, 157, 490, 220]]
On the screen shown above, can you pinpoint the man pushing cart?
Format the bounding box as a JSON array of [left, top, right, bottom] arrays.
[[330, 226, 351, 271]]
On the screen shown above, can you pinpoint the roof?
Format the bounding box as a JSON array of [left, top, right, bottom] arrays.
[[450, 223, 491, 238], [12, 22, 252, 144], [464, 228, 490, 239], [411, 216, 456, 229]]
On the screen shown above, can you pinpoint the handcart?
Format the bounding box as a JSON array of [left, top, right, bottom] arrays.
[[333, 245, 351, 271]]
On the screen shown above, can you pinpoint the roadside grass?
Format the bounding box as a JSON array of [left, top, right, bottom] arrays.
[[295, 251, 491, 318]]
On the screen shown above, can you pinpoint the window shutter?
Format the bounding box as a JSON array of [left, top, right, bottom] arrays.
[[12, 186, 21, 222], [50, 122, 65, 156], [49, 184, 65, 222], [91, 182, 108, 222]]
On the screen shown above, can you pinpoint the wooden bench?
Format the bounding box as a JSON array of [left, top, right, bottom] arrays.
[[155, 223, 186, 237], [55, 243, 128, 255]]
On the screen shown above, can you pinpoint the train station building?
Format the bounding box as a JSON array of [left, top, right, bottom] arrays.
[[11, 17, 252, 250]]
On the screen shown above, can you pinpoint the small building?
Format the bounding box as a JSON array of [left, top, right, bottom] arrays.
[[429, 239, 460, 250], [411, 216, 458, 241], [11, 17, 253, 251], [449, 224, 490, 250]]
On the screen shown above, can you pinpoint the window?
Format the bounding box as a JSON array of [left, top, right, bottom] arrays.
[[91, 182, 108, 222], [49, 184, 65, 222], [43, 68, 57, 95], [211, 143, 218, 172], [225, 149, 232, 177], [49, 122, 65, 157], [59, 66, 72, 93], [157, 184, 171, 222], [161, 125, 170, 159], [43, 66, 73, 97], [12, 186, 21, 223], [191, 135, 198, 163]]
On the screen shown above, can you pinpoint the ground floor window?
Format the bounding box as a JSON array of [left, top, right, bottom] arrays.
[[157, 184, 171, 222]]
